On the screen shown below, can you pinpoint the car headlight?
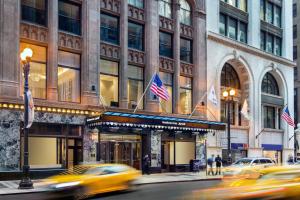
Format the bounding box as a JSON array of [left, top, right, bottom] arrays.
[[54, 181, 81, 189]]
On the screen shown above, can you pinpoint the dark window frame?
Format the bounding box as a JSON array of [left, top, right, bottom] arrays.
[[222, 0, 248, 12], [293, 3, 297, 18], [159, 31, 173, 58], [221, 63, 241, 89], [261, 72, 279, 96], [21, 0, 48, 26], [294, 25, 297, 39], [128, 0, 144, 9], [128, 21, 144, 51], [263, 105, 276, 129], [260, 0, 282, 28], [101, 13, 120, 45], [260, 31, 282, 56], [180, 38, 193, 63]]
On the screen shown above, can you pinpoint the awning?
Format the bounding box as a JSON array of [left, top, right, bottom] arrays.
[[86, 111, 226, 132], [231, 143, 249, 150], [262, 144, 283, 151]]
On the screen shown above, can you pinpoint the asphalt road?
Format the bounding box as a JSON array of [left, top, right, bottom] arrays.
[[0, 180, 220, 200]]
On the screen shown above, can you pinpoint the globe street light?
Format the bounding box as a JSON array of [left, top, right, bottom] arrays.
[[19, 48, 33, 189], [223, 88, 236, 164]]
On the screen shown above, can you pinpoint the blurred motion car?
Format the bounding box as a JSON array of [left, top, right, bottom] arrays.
[[223, 157, 275, 177], [188, 165, 300, 200], [44, 164, 141, 199]]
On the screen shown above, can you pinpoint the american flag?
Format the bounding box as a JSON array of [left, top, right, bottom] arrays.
[[281, 106, 295, 127], [150, 73, 170, 101]]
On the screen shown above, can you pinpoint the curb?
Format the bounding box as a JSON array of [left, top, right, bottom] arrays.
[[0, 178, 222, 195]]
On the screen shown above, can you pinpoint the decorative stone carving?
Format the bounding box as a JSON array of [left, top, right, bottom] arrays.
[[159, 57, 174, 72], [159, 16, 174, 32], [58, 32, 82, 51], [20, 22, 48, 43], [101, 0, 120, 13], [101, 42, 120, 59], [180, 24, 193, 38], [180, 62, 193, 77], [128, 49, 145, 65], [128, 5, 145, 21]]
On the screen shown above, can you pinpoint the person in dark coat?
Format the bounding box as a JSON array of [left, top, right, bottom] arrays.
[[215, 155, 222, 175], [143, 154, 150, 175], [207, 155, 214, 176]]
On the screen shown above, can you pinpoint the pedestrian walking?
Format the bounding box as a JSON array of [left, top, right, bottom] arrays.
[[207, 155, 214, 176], [143, 154, 150, 175], [215, 155, 222, 175]]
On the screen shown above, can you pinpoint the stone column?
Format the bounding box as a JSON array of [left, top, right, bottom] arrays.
[[0, 0, 20, 98], [145, 0, 160, 112], [192, 10, 207, 117], [119, 0, 129, 109], [173, 1, 181, 114], [47, 0, 58, 101], [81, 0, 100, 106]]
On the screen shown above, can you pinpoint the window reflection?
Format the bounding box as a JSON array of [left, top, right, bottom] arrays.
[[159, 0, 172, 18], [128, 66, 143, 109]]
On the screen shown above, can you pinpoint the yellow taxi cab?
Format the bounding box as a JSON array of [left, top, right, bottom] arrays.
[[44, 163, 141, 199]]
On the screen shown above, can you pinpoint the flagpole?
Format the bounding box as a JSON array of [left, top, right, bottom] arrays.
[[99, 94, 107, 111], [189, 92, 207, 119], [133, 73, 156, 113]]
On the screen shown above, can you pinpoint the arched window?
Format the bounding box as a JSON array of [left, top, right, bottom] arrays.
[[221, 63, 241, 89], [180, 0, 191, 25], [261, 72, 279, 95], [159, 0, 172, 18]]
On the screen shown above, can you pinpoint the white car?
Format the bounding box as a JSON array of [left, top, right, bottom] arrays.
[[223, 157, 275, 176]]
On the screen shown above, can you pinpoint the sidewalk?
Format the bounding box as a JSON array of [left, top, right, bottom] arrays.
[[0, 172, 222, 195]]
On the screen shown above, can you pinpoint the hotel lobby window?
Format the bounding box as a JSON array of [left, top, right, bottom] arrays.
[[128, 0, 144, 9], [128, 65, 144, 109], [180, 38, 192, 63], [21, 0, 47, 26], [58, 51, 80, 103], [20, 43, 46, 99], [128, 22, 144, 51], [159, 72, 173, 113], [180, 0, 191, 25], [159, 32, 173, 58], [159, 0, 172, 18], [100, 60, 119, 107], [58, 0, 81, 35], [101, 14, 119, 45], [179, 76, 192, 114]]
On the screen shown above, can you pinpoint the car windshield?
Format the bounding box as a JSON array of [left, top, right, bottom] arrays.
[[233, 159, 252, 165]]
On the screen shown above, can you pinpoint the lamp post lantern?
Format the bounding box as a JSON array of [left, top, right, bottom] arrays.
[[19, 48, 33, 189], [223, 88, 235, 164]]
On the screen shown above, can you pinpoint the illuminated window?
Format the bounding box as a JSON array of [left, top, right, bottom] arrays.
[[179, 76, 192, 114]]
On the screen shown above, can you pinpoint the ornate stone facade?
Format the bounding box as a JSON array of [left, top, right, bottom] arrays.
[[20, 22, 48, 44], [100, 42, 120, 60], [58, 32, 82, 51], [159, 57, 175, 73], [128, 49, 145, 65]]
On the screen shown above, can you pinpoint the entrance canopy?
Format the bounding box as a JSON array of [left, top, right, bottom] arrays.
[[87, 111, 226, 132]]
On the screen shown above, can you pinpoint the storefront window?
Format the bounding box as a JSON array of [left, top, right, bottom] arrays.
[[128, 22, 144, 51], [128, 65, 144, 109], [101, 14, 119, 45], [179, 76, 192, 114], [58, 0, 81, 35], [20, 43, 47, 99], [159, 72, 173, 113], [100, 60, 119, 107], [58, 51, 80, 103], [21, 0, 47, 26]]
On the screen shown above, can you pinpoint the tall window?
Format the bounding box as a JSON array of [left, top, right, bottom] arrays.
[[128, 66, 143, 109], [263, 106, 276, 129], [261, 31, 282, 56], [159, 0, 172, 18], [159, 72, 173, 113], [128, 22, 144, 51], [58, 0, 81, 35], [100, 60, 119, 107], [180, 38, 192, 63], [260, 0, 281, 28], [101, 14, 119, 45], [294, 46, 298, 60], [20, 43, 47, 99], [179, 76, 192, 114], [58, 51, 80, 103], [159, 32, 173, 58], [294, 25, 297, 39], [21, 0, 47, 26], [180, 0, 191, 25], [128, 0, 144, 9], [219, 14, 247, 43], [262, 72, 279, 95], [222, 0, 247, 12], [293, 3, 297, 18]]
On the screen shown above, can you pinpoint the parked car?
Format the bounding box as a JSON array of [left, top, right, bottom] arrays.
[[44, 164, 141, 199], [223, 157, 275, 177]]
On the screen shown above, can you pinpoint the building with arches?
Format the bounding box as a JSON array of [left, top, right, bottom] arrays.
[[207, 0, 295, 163]]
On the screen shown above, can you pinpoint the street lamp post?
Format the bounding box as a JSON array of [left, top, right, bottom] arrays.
[[223, 89, 236, 164], [19, 48, 33, 189]]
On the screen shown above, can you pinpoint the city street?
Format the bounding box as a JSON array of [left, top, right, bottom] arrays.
[[0, 180, 220, 200]]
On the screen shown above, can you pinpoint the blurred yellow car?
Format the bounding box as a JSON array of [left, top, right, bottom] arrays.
[[189, 165, 300, 200], [45, 164, 141, 199]]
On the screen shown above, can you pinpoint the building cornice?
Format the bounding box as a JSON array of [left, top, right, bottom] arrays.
[[208, 32, 296, 68]]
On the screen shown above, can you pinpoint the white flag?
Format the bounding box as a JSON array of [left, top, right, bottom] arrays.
[[26, 90, 34, 128], [208, 86, 218, 106], [241, 99, 250, 120]]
